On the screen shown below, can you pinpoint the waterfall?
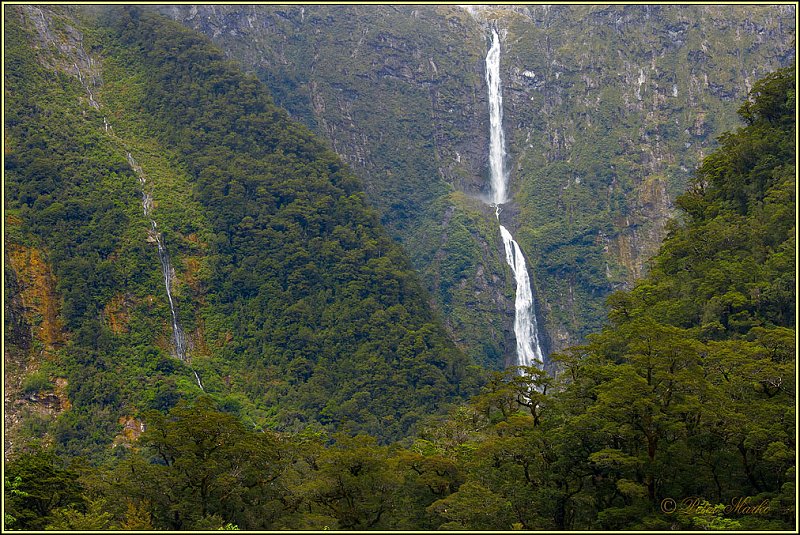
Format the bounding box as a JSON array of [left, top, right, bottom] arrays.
[[154, 224, 188, 362], [128, 152, 202, 388], [499, 225, 544, 367], [127, 152, 188, 363], [193, 370, 204, 391], [486, 29, 507, 205], [484, 28, 545, 370]]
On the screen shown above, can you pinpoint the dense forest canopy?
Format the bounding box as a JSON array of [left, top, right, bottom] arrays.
[[3, 3, 796, 532]]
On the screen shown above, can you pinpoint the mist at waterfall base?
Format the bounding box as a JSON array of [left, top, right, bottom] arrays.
[[485, 28, 545, 370]]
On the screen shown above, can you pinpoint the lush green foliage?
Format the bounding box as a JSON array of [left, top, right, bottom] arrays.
[[3, 451, 85, 530], [106, 7, 479, 440], [4, 3, 480, 466], [160, 4, 517, 367], [657, 68, 796, 333], [5, 33, 793, 528]]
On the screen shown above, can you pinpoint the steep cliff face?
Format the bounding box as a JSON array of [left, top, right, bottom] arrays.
[[162, 4, 795, 356], [160, 5, 489, 199], [495, 4, 795, 343], [160, 4, 518, 366], [4, 241, 70, 457]]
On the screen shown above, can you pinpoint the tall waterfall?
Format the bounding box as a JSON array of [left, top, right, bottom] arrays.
[[486, 29, 507, 205], [485, 28, 545, 369]]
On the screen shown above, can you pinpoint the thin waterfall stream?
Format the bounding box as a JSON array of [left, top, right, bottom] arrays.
[[485, 28, 545, 370], [125, 152, 187, 362], [73, 43, 203, 389], [126, 152, 202, 391], [31, 6, 204, 391]]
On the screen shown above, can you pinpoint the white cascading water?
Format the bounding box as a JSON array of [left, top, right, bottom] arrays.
[[154, 225, 188, 362], [485, 29, 507, 205], [127, 153, 202, 390], [126, 153, 189, 364], [499, 225, 543, 367], [485, 28, 545, 370]]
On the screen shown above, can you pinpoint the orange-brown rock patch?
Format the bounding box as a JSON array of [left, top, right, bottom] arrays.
[[5, 245, 65, 353]]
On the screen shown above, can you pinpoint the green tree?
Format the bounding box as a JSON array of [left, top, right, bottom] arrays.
[[3, 451, 85, 530], [114, 396, 283, 530], [45, 498, 115, 530], [428, 481, 515, 530], [299, 434, 404, 529]]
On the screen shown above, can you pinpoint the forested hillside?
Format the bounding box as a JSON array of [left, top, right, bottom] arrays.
[[162, 4, 795, 362], [4, 3, 479, 463], [5, 62, 794, 530], [159, 4, 518, 368]]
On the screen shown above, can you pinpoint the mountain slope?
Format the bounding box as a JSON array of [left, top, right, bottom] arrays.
[[3, 5, 479, 456], [4, 65, 793, 532], [161, 4, 795, 360], [158, 4, 528, 367]]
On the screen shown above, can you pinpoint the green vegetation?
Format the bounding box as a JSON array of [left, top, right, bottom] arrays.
[[4, 4, 479, 463], [20, 372, 53, 396], [3, 0, 795, 528], [4, 5, 173, 459], [411, 192, 514, 368], [5, 7, 793, 525], [160, 4, 514, 366], [106, 7, 479, 440]]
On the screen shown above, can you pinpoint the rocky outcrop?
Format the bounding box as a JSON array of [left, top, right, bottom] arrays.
[[112, 416, 145, 449], [22, 4, 102, 109], [5, 245, 65, 355], [4, 242, 68, 457]]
